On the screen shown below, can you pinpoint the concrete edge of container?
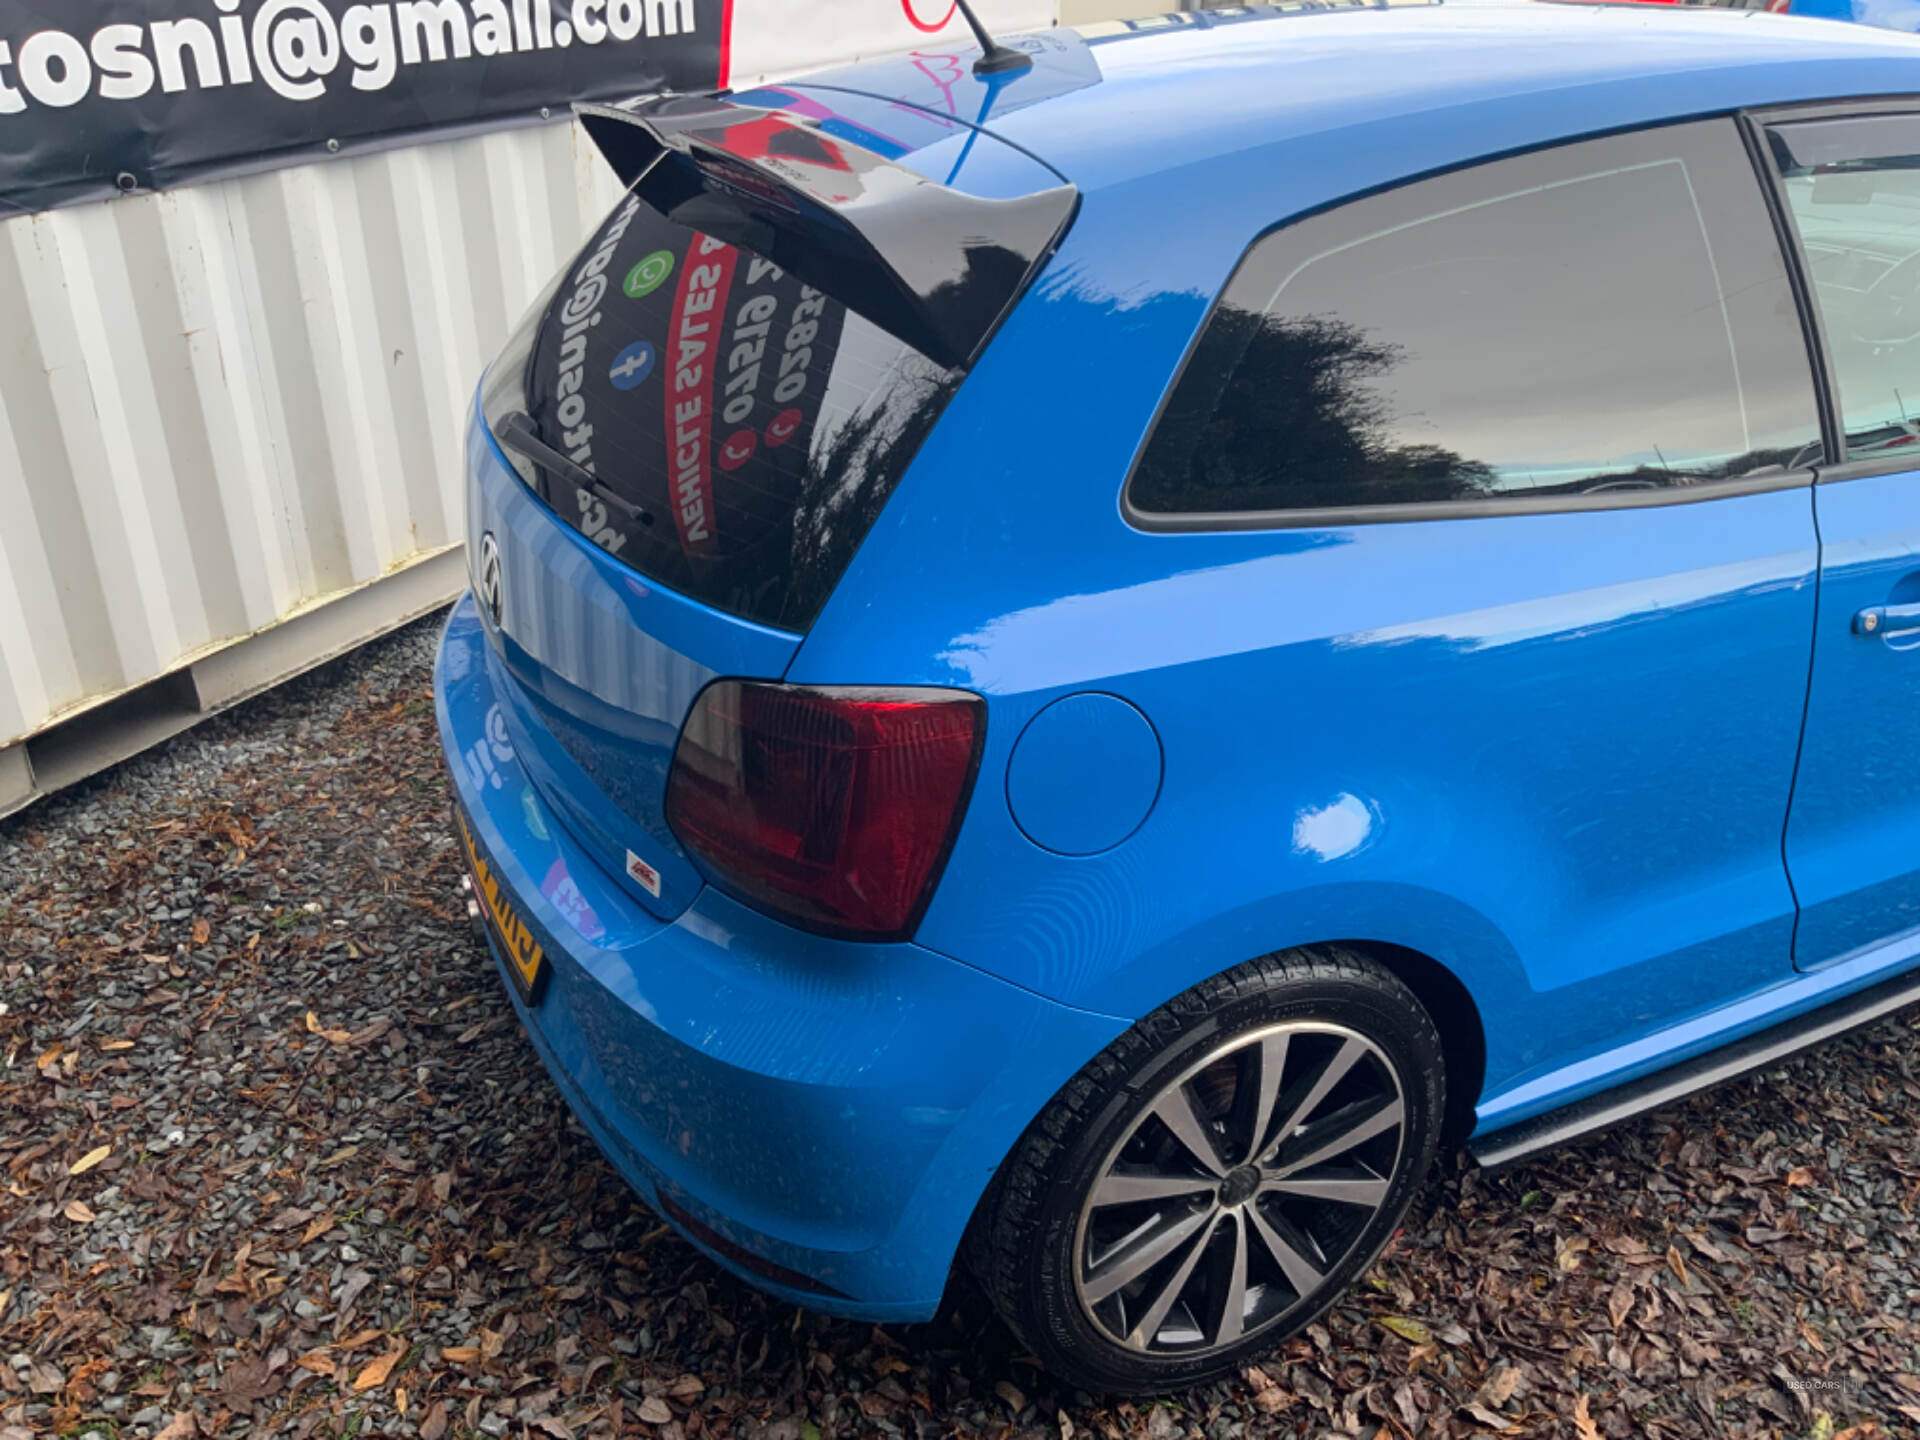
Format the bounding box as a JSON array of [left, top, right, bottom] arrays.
[[0, 545, 465, 822]]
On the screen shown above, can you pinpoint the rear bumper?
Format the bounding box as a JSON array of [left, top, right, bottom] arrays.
[[435, 595, 1125, 1319]]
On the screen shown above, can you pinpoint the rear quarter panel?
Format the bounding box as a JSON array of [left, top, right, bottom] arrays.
[[787, 155, 1820, 1121]]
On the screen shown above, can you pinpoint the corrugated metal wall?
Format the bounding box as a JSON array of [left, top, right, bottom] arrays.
[[0, 0, 1064, 806], [0, 118, 627, 752]]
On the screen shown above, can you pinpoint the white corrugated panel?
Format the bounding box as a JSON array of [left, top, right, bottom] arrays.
[[0, 119, 627, 751], [0, 0, 1058, 767]]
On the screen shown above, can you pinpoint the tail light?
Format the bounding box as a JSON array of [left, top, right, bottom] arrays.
[[664, 681, 985, 940]]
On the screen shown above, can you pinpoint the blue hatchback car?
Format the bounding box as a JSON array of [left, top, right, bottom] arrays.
[[435, 3, 1920, 1391]]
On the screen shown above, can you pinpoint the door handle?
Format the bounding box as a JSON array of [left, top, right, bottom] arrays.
[[1854, 602, 1920, 637]]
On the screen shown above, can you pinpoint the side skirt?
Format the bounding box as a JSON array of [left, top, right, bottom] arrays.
[[1469, 964, 1920, 1169]]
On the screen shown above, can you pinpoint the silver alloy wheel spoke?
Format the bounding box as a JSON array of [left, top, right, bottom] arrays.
[[1126, 1211, 1221, 1348], [1153, 1084, 1229, 1177], [1246, 1199, 1327, 1296], [1092, 1171, 1222, 1208], [1268, 1095, 1405, 1179], [1074, 1020, 1407, 1357], [1213, 1209, 1250, 1347], [1262, 1173, 1391, 1207], [1258, 1036, 1367, 1165], [1085, 1204, 1217, 1303], [1243, 1034, 1290, 1166]]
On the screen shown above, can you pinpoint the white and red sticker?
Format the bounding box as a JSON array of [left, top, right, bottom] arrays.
[[625, 850, 663, 899], [665, 233, 739, 555]]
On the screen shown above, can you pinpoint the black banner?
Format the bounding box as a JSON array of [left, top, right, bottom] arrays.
[[0, 0, 728, 215]]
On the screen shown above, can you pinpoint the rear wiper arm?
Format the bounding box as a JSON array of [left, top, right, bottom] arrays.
[[496, 412, 652, 527]]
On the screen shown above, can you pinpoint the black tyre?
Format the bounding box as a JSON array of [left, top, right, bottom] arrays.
[[969, 947, 1444, 1394]]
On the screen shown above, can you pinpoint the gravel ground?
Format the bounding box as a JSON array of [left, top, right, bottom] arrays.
[[5, 614, 1920, 1440]]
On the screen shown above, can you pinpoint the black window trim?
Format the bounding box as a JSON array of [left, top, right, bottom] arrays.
[[1120, 112, 1834, 536], [1742, 95, 1920, 487]]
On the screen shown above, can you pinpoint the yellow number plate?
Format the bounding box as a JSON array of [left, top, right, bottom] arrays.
[[455, 806, 548, 1005]]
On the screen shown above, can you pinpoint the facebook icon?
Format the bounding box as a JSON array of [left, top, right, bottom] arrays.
[[608, 342, 655, 391]]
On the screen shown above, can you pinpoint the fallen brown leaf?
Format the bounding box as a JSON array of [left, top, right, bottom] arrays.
[[440, 1346, 480, 1364], [1461, 1401, 1513, 1431], [1475, 1365, 1519, 1409], [305, 1011, 351, 1045], [1377, 1315, 1432, 1344], [419, 1403, 449, 1440], [1684, 1229, 1728, 1262], [352, 1346, 405, 1391], [636, 1397, 673, 1425], [152, 1414, 198, 1440], [1571, 1393, 1600, 1440], [222, 1356, 279, 1404], [62, 1199, 96, 1224], [349, 1017, 393, 1047], [1608, 1282, 1634, 1330]]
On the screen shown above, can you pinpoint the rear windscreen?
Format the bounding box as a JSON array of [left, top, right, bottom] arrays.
[[520, 191, 959, 632]]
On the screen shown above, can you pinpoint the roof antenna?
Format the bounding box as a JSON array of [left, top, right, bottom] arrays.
[[954, 0, 1033, 76]]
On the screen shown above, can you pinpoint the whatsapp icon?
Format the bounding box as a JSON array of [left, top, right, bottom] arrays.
[[623, 250, 675, 300]]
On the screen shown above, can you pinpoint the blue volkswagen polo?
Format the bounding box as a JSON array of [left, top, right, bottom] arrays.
[[435, 3, 1920, 1391]]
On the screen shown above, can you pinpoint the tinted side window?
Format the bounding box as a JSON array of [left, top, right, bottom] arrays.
[[1769, 113, 1920, 463], [1130, 121, 1824, 520]]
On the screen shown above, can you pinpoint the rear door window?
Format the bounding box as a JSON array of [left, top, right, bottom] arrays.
[[523, 195, 957, 631], [1128, 120, 1824, 523], [1767, 112, 1920, 462]]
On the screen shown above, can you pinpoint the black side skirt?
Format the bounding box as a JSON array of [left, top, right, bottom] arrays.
[[1470, 964, 1920, 1169]]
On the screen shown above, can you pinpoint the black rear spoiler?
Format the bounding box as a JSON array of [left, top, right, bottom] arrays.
[[576, 95, 1077, 372]]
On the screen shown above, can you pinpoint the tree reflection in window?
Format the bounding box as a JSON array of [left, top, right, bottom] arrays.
[[1137, 311, 1498, 512], [1130, 122, 1825, 520]]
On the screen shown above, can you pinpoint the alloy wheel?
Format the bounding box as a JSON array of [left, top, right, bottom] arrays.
[[1072, 1021, 1406, 1355]]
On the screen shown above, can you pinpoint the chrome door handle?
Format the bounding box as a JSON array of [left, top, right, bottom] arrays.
[[1854, 602, 1920, 637]]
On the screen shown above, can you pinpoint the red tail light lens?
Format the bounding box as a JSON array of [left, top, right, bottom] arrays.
[[664, 681, 985, 940]]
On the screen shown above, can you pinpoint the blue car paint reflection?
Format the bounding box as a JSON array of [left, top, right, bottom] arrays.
[[1793, 0, 1920, 32], [436, 7, 1920, 1322]]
